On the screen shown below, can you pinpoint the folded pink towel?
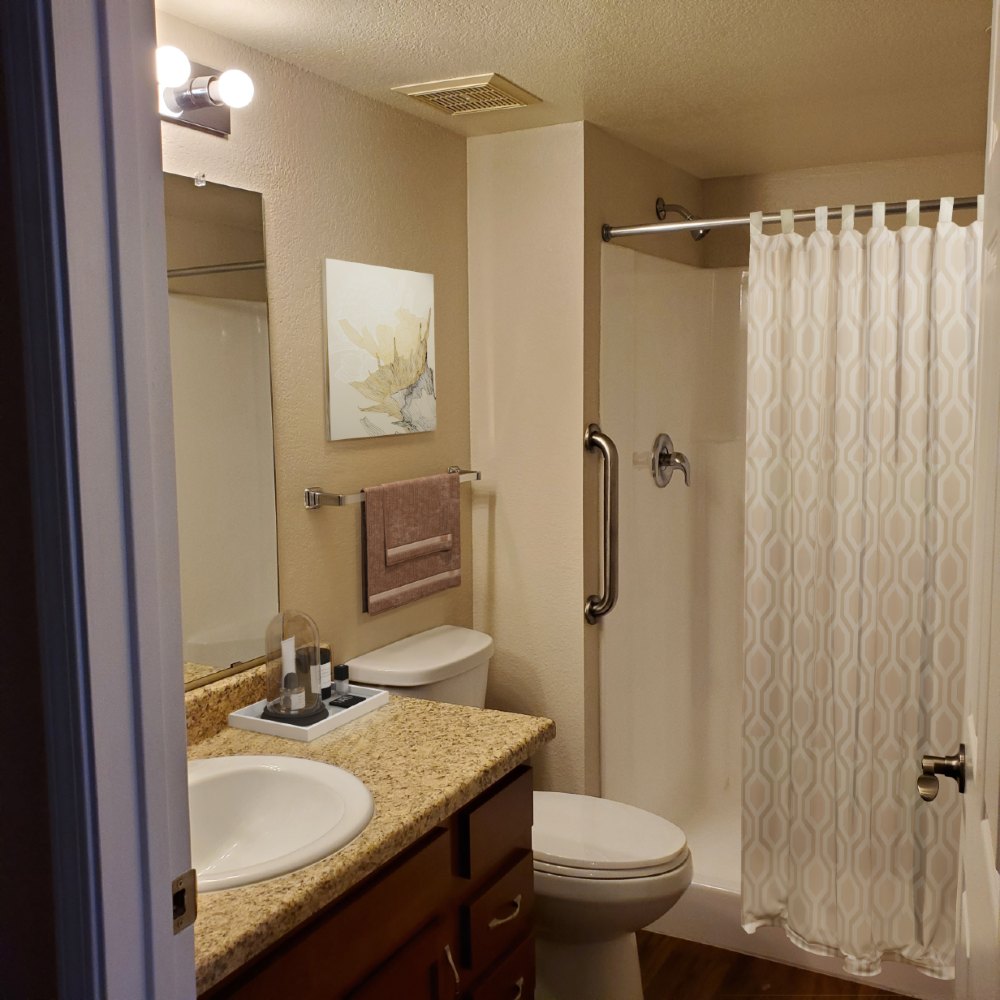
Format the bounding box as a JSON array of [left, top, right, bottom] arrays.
[[363, 472, 461, 615]]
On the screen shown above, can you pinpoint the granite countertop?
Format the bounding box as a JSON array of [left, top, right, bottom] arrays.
[[183, 661, 221, 686], [189, 694, 555, 995]]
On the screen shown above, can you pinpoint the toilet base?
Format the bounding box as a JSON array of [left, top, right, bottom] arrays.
[[535, 932, 643, 1000]]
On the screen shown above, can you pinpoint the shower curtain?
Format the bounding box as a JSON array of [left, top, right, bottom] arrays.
[[742, 199, 981, 979]]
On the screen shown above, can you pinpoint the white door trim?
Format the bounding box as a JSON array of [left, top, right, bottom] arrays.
[[958, 0, 1000, 993], [45, 0, 195, 995]]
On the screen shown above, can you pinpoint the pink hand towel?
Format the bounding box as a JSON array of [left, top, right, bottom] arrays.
[[363, 472, 460, 615]]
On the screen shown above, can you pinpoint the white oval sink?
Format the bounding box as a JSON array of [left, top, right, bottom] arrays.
[[188, 755, 373, 892]]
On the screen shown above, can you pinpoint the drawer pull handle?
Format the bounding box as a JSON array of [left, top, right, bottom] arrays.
[[488, 893, 523, 930], [511, 975, 525, 1000], [443, 943, 460, 985]]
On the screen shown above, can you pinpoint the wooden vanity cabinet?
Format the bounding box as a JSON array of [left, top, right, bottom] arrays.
[[204, 765, 535, 1000]]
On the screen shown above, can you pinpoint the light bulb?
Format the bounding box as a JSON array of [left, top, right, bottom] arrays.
[[156, 45, 190, 88], [215, 69, 254, 109]]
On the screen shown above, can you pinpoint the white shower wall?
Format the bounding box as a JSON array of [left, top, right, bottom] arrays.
[[169, 293, 278, 668], [599, 243, 746, 891]]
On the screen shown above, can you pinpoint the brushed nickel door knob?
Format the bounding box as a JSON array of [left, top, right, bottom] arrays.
[[917, 744, 966, 801], [917, 773, 940, 802]]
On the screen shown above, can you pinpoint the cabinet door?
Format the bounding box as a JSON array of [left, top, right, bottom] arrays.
[[349, 920, 453, 1000], [461, 854, 534, 975], [469, 936, 535, 1000], [206, 829, 455, 999], [458, 767, 533, 883]]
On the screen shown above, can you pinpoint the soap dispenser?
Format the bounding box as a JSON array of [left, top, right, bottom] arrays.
[[261, 610, 328, 724]]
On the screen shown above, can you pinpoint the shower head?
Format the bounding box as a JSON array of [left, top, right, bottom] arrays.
[[655, 198, 710, 241]]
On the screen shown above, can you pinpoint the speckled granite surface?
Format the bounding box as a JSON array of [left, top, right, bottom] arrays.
[[185, 665, 266, 745], [183, 661, 220, 685], [186, 690, 554, 995]]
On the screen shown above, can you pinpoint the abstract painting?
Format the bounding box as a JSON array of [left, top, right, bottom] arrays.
[[324, 258, 436, 440]]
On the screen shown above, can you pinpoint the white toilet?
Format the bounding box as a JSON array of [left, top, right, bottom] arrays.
[[347, 625, 693, 1000]]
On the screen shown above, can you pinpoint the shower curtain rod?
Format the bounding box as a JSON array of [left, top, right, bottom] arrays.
[[601, 196, 982, 242], [167, 259, 265, 278]]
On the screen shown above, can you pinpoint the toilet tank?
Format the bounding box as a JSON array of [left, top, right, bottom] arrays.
[[346, 625, 493, 707]]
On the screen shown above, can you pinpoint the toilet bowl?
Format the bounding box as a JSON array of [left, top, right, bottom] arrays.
[[347, 627, 693, 1000], [531, 791, 692, 1000]]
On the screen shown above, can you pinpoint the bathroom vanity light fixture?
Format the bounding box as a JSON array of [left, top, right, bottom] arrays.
[[156, 45, 254, 138]]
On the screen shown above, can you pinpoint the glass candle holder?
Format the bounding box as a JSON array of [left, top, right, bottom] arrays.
[[262, 609, 326, 723]]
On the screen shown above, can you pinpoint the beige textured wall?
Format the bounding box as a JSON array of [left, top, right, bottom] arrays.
[[584, 125, 705, 269], [468, 123, 705, 793], [468, 123, 586, 792], [158, 14, 472, 665], [702, 151, 985, 267]]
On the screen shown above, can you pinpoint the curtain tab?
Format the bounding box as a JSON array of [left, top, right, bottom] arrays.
[[906, 199, 920, 227], [841, 205, 855, 231], [939, 196, 954, 224], [815, 206, 828, 232], [780, 208, 794, 234], [750, 211, 763, 233], [978, 194, 985, 222], [873, 202, 886, 228]]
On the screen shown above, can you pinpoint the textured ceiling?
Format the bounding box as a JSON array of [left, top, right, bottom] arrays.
[[155, 0, 993, 178]]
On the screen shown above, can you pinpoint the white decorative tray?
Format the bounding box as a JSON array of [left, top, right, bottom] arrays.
[[228, 684, 389, 742]]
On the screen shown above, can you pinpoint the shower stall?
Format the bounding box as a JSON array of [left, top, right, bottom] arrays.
[[597, 240, 954, 1000], [169, 292, 278, 672]]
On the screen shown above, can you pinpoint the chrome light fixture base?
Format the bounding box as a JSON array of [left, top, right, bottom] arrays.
[[160, 60, 231, 138]]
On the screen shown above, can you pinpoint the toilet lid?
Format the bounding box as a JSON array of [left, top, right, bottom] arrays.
[[532, 792, 688, 873], [346, 626, 493, 687]]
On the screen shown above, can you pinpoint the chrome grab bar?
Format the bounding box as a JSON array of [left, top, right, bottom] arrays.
[[585, 424, 619, 624]]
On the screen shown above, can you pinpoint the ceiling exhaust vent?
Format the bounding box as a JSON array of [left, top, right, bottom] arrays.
[[392, 74, 539, 116]]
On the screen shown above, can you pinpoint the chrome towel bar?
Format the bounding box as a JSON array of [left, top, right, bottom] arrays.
[[304, 467, 481, 509], [585, 424, 619, 624]]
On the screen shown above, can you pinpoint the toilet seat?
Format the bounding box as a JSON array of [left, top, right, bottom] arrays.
[[533, 855, 686, 880], [533, 792, 688, 878]]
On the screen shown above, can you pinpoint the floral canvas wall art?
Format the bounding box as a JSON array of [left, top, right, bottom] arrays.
[[324, 258, 436, 440]]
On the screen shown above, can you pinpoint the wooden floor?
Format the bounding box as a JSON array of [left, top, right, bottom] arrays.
[[637, 932, 914, 999]]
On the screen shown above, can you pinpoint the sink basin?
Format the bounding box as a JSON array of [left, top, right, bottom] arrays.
[[188, 755, 374, 892]]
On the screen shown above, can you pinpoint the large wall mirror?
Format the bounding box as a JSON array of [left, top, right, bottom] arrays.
[[163, 173, 279, 686]]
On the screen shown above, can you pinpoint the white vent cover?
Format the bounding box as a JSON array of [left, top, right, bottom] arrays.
[[392, 74, 539, 116]]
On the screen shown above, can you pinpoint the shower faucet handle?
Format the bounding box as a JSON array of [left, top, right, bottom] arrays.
[[668, 450, 691, 486], [651, 433, 691, 487]]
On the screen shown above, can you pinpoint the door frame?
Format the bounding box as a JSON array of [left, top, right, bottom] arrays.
[[959, 2, 1000, 993], [3, 0, 195, 995]]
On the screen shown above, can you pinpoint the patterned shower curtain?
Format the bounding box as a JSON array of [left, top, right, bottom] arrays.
[[742, 199, 981, 979]]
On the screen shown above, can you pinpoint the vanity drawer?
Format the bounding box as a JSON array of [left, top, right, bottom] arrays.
[[458, 765, 532, 883], [461, 852, 534, 975], [470, 935, 535, 1000], [347, 919, 450, 1000]]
